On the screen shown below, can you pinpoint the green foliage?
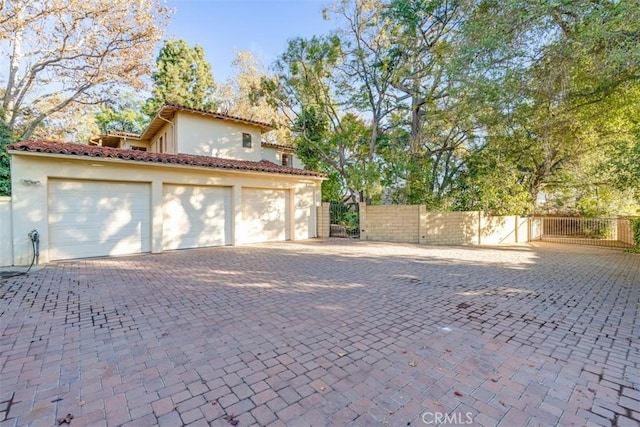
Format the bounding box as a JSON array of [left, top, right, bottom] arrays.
[[143, 39, 216, 117], [0, 114, 13, 196], [583, 220, 614, 240], [321, 172, 344, 203], [261, 34, 386, 202], [262, 0, 640, 214], [453, 147, 532, 215], [95, 94, 147, 134], [628, 219, 640, 253], [444, 0, 640, 214], [329, 201, 359, 235]]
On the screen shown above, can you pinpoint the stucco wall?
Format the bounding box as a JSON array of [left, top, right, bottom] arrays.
[[175, 111, 262, 161], [121, 139, 151, 151], [529, 217, 543, 241], [10, 152, 322, 265], [0, 197, 12, 266], [261, 147, 283, 166], [150, 121, 174, 154], [480, 214, 520, 245], [261, 147, 305, 169]]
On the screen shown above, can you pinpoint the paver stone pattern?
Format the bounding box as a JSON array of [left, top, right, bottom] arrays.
[[0, 240, 639, 426]]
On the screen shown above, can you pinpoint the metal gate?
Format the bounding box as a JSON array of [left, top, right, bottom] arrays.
[[329, 202, 360, 238], [530, 216, 635, 248]]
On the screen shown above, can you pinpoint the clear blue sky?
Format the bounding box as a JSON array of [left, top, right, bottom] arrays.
[[165, 0, 338, 82]]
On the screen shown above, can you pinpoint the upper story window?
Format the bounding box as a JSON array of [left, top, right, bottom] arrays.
[[130, 146, 147, 151], [242, 133, 252, 148], [282, 153, 293, 167]]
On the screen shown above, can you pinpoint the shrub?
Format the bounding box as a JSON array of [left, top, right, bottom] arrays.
[[628, 218, 640, 253]]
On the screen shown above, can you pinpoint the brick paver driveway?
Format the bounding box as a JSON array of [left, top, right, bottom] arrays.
[[1, 240, 639, 427]]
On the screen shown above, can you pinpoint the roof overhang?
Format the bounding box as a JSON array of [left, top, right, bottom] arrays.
[[8, 140, 326, 180], [140, 102, 274, 141]]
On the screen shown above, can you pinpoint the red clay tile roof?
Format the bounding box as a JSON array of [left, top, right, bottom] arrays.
[[162, 102, 274, 129], [261, 141, 296, 151], [8, 140, 326, 178]]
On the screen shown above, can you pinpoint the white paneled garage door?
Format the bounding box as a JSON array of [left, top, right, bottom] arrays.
[[163, 185, 231, 250], [48, 180, 151, 260], [240, 188, 289, 244]]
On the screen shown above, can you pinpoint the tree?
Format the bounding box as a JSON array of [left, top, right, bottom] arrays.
[[1, 0, 170, 140], [29, 103, 100, 143], [460, 0, 640, 212], [262, 0, 640, 213], [143, 39, 216, 117], [218, 51, 292, 145], [95, 94, 147, 134], [328, 0, 398, 178], [262, 1, 402, 203], [0, 113, 11, 196]]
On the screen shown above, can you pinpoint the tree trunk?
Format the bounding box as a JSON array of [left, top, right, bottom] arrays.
[[3, 16, 23, 129]]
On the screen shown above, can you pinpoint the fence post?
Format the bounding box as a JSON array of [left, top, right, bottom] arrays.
[[358, 202, 367, 240], [317, 202, 330, 239]]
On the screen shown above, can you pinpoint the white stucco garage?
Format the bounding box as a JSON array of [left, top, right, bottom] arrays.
[[6, 141, 324, 265]]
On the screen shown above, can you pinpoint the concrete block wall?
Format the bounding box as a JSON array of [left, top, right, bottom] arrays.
[[319, 203, 533, 247], [424, 211, 481, 245], [0, 197, 13, 266], [361, 205, 420, 243], [355, 204, 531, 246], [317, 202, 330, 239]]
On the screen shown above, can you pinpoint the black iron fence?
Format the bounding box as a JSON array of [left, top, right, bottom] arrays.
[[329, 202, 360, 238]]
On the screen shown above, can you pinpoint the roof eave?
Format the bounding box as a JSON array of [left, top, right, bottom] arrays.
[[139, 103, 274, 141], [7, 148, 326, 180]]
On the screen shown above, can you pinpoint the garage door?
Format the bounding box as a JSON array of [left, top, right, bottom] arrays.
[[48, 180, 151, 260], [163, 185, 231, 250], [241, 188, 289, 244]]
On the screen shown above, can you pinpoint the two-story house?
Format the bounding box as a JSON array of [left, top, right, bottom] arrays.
[[5, 103, 324, 266], [89, 102, 303, 169]]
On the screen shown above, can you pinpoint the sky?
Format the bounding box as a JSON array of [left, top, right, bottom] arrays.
[[164, 0, 339, 82]]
